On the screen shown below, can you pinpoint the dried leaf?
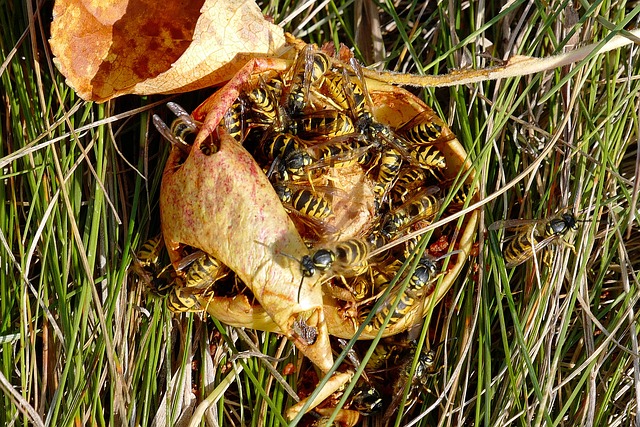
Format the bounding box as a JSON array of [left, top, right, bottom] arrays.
[[50, 0, 286, 102]]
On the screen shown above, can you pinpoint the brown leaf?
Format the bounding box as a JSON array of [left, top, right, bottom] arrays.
[[50, 0, 286, 102]]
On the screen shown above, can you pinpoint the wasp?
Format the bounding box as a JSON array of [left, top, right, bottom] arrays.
[[321, 72, 351, 112], [389, 168, 429, 204], [291, 110, 356, 140], [222, 76, 287, 144], [273, 136, 371, 180], [365, 254, 443, 330], [133, 236, 176, 295], [321, 238, 371, 278], [372, 146, 403, 203], [166, 286, 201, 312], [273, 182, 333, 220], [220, 97, 247, 142], [301, 238, 371, 280], [163, 251, 229, 313], [365, 232, 387, 251], [287, 47, 332, 115], [154, 103, 216, 155], [489, 212, 579, 268], [261, 133, 303, 162], [279, 244, 336, 303], [312, 138, 371, 167], [269, 149, 314, 180], [133, 237, 211, 311], [153, 102, 201, 154], [382, 345, 438, 422], [183, 253, 229, 292], [304, 137, 373, 171], [246, 86, 280, 125], [134, 235, 164, 275], [408, 144, 447, 171], [245, 76, 289, 131], [316, 62, 374, 131], [380, 186, 441, 239], [339, 57, 375, 130], [396, 109, 455, 145]]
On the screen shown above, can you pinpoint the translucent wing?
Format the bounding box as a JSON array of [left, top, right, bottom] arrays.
[[488, 218, 547, 232]]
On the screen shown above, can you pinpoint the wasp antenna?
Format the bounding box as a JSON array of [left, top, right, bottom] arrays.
[[297, 275, 304, 303]]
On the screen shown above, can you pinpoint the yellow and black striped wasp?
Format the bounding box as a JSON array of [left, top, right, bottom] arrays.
[[132, 235, 175, 296], [273, 181, 334, 221], [363, 255, 440, 331], [276, 238, 371, 303], [285, 46, 332, 115], [271, 181, 347, 239], [489, 212, 579, 268], [380, 185, 442, 239], [153, 102, 225, 156], [152, 102, 201, 155], [300, 238, 372, 280], [335, 338, 384, 416], [133, 236, 230, 312], [220, 96, 248, 142], [268, 134, 372, 182], [290, 110, 356, 140], [260, 133, 303, 163], [388, 168, 429, 205], [245, 76, 290, 133], [395, 109, 457, 146], [380, 342, 438, 422], [166, 250, 230, 312]]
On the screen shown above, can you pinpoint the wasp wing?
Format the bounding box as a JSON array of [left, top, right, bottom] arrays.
[[488, 218, 546, 232]]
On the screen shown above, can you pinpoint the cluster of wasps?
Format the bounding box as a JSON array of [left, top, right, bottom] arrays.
[[144, 44, 478, 424], [151, 45, 470, 329]]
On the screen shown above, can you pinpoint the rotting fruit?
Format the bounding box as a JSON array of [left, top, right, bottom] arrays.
[[151, 39, 478, 373]]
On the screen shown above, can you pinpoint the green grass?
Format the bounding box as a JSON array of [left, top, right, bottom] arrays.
[[1, 0, 639, 426]]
